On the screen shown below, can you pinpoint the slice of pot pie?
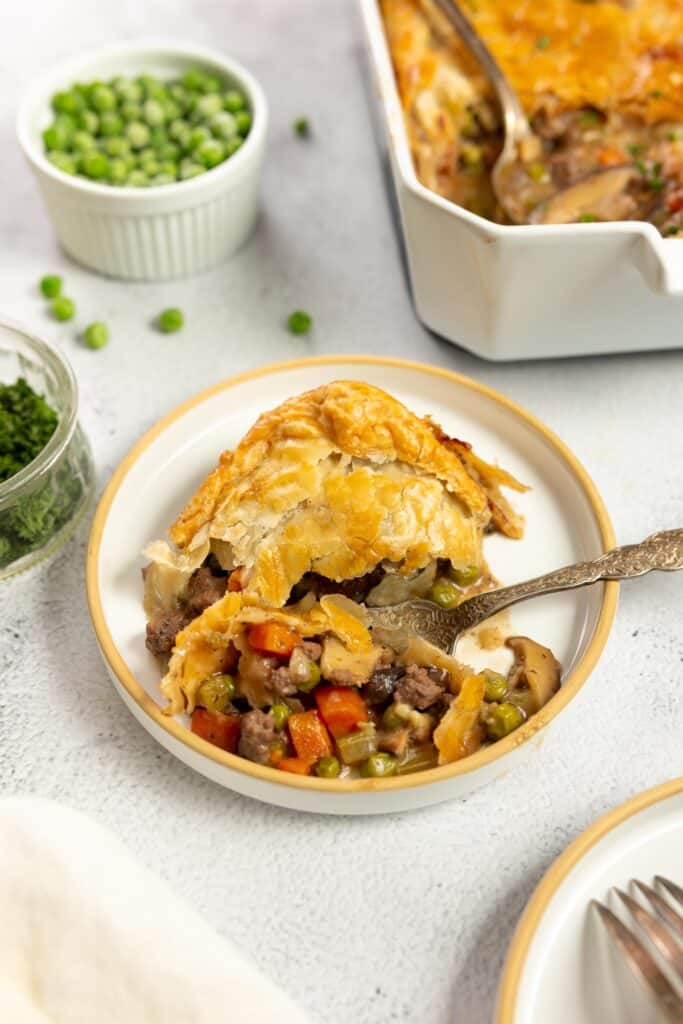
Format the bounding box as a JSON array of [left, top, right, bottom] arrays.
[[143, 380, 560, 779]]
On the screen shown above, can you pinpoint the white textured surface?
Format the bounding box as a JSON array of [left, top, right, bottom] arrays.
[[0, 2, 682, 1022]]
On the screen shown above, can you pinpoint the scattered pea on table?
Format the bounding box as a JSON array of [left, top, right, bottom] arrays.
[[158, 308, 185, 333], [39, 275, 62, 298], [83, 322, 109, 350], [287, 310, 312, 335], [51, 296, 76, 322]]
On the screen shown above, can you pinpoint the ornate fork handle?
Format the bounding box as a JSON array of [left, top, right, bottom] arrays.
[[455, 529, 683, 631]]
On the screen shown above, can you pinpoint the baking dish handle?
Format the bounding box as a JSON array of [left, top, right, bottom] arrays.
[[643, 237, 683, 296]]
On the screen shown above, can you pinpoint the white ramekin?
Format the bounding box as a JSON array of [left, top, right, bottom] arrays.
[[16, 43, 268, 281], [359, 0, 683, 361]]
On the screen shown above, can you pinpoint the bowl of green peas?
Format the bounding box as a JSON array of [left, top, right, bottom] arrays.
[[16, 43, 267, 280]]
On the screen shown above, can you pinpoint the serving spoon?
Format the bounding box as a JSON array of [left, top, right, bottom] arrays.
[[433, 0, 636, 225], [365, 529, 683, 654]]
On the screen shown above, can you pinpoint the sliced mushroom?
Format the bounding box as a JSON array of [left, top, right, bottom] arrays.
[[505, 636, 561, 714], [530, 166, 637, 224]]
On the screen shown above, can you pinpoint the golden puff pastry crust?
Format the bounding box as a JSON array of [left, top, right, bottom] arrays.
[[156, 380, 514, 608]]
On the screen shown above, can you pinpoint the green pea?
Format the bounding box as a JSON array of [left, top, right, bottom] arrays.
[[82, 151, 109, 179], [157, 160, 178, 178], [448, 564, 481, 587], [126, 121, 151, 149], [484, 702, 524, 741], [143, 98, 166, 127], [140, 157, 160, 176], [51, 296, 75, 322], [42, 122, 71, 151], [224, 136, 243, 158], [360, 752, 397, 778], [52, 90, 84, 115], [287, 310, 312, 335], [72, 130, 97, 153], [39, 275, 62, 298], [90, 84, 117, 112], [381, 704, 407, 731], [169, 118, 191, 143], [150, 172, 176, 186], [103, 136, 131, 158], [99, 112, 124, 137], [169, 83, 190, 107], [209, 111, 237, 139], [293, 117, 310, 138], [296, 660, 321, 693], [161, 98, 181, 122], [109, 158, 129, 184], [483, 671, 508, 703], [315, 756, 341, 779], [149, 127, 169, 149], [235, 110, 251, 135], [202, 74, 222, 94], [271, 702, 291, 731], [198, 674, 235, 713], [179, 159, 206, 180], [430, 577, 461, 609], [194, 93, 223, 120], [126, 169, 149, 187], [120, 101, 143, 122], [224, 90, 246, 113], [83, 322, 109, 350], [157, 142, 180, 161], [187, 126, 211, 151], [47, 151, 77, 175], [158, 307, 184, 332], [195, 138, 224, 168], [182, 68, 206, 91], [112, 78, 143, 104], [137, 75, 165, 100], [77, 109, 99, 134]]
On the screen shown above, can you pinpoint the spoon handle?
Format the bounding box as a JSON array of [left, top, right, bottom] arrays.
[[432, 0, 529, 144], [457, 529, 683, 629]]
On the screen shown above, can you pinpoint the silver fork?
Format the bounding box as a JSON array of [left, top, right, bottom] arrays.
[[592, 877, 683, 1022], [365, 529, 683, 653]]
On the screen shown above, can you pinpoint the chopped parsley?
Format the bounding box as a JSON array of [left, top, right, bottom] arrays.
[[0, 377, 84, 567], [666, 225, 680, 235], [627, 143, 645, 158], [579, 213, 598, 222], [535, 36, 550, 50], [0, 378, 58, 483]]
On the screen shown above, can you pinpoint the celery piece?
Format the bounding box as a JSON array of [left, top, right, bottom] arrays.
[[336, 723, 377, 765], [396, 745, 439, 775]]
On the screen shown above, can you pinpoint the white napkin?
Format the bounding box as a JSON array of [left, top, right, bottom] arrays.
[[0, 798, 311, 1024]]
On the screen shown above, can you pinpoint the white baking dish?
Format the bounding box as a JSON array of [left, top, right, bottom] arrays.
[[359, 0, 683, 360], [16, 43, 267, 281]]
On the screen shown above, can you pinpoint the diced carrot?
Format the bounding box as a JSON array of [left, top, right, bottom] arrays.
[[278, 757, 312, 776], [227, 566, 246, 591], [598, 147, 624, 168], [314, 686, 368, 739], [191, 708, 241, 753], [247, 622, 301, 657], [288, 710, 333, 763], [667, 192, 683, 213]]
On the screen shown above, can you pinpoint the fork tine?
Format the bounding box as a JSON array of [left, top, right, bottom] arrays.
[[656, 877, 683, 910], [633, 880, 683, 942], [591, 900, 683, 1022], [614, 888, 683, 978]]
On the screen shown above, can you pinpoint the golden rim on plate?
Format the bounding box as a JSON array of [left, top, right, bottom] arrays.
[[85, 355, 618, 793], [496, 775, 683, 1022]]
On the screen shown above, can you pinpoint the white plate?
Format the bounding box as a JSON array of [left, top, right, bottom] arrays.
[[497, 777, 683, 1024], [86, 356, 617, 814]]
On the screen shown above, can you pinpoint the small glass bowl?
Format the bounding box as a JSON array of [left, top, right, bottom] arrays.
[[0, 319, 94, 579]]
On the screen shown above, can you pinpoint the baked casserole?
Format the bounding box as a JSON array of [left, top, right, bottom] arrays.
[[381, 0, 683, 234]]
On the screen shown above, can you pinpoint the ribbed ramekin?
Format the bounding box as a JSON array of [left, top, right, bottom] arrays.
[[16, 43, 267, 281]]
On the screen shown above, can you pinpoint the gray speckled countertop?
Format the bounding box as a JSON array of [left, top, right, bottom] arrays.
[[1, 2, 682, 1022]]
